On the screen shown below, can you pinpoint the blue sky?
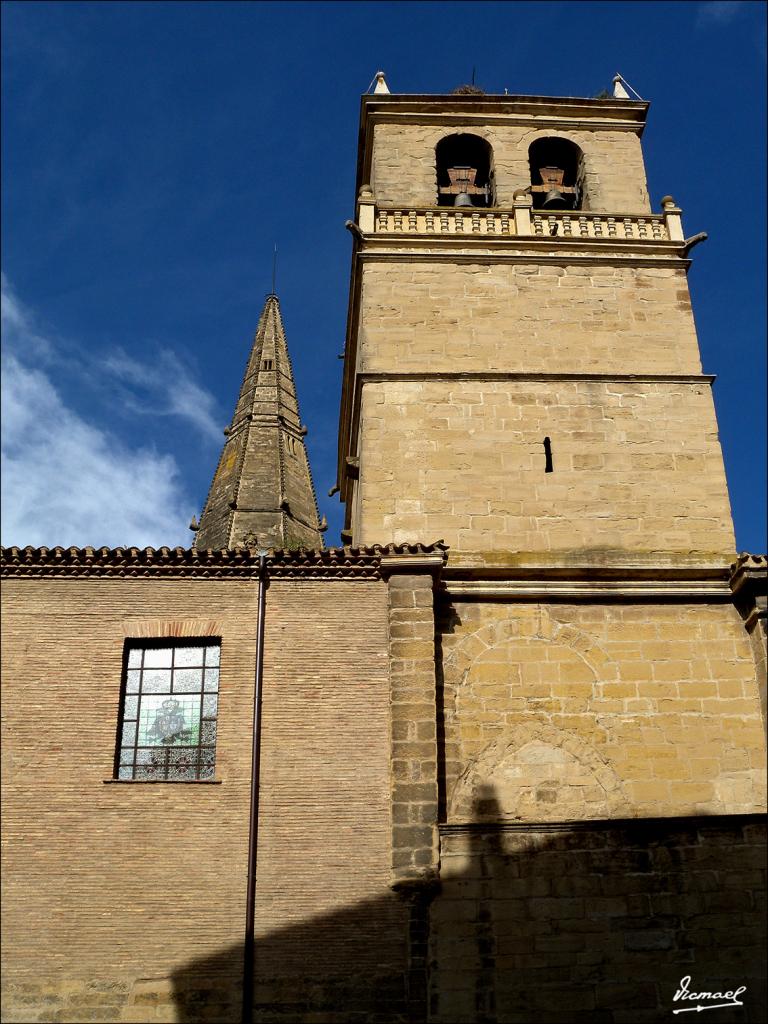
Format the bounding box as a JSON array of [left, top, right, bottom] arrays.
[[1, 0, 765, 552]]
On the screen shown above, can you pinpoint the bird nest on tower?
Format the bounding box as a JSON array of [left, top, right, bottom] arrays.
[[452, 84, 486, 95]]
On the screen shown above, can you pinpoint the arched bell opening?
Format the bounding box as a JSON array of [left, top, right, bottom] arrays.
[[528, 137, 584, 210], [436, 133, 495, 208]]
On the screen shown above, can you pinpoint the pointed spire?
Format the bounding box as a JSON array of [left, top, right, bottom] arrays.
[[194, 294, 324, 552]]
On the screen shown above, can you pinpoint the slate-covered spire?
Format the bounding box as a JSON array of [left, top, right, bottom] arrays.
[[193, 294, 324, 551]]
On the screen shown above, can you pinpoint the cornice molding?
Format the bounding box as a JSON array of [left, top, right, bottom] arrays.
[[437, 559, 738, 602], [380, 553, 447, 575], [0, 542, 448, 582], [441, 578, 733, 602], [729, 552, 768, 630], [730, 552, 768, 595], [360, 94, 648, 130], [356, 371, 714, 385], [358, 248, 690, 270], [361, 233, 684, 256], [367, 111, 647, 133]]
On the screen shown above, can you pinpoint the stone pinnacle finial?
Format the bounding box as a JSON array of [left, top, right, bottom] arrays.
[[374, 71, 390, 94], [612, 75, 630, 99]]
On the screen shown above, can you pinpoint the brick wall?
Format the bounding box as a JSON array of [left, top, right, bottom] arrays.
[[1, 575, 402, 1023]]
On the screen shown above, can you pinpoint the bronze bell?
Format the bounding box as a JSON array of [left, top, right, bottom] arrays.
[[454, 192, 474, 208], [542, 188, 568, 209]]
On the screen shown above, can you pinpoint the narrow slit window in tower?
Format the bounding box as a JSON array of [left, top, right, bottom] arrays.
[[544, 436, 553, 473]]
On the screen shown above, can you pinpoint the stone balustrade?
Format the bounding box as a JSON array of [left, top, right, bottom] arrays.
[[358, 194, 685, 243], [530, 210, 668, 240], [371, 207, 516, 235]]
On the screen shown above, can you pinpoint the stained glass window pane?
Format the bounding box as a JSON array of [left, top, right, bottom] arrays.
[[138, 694, 198, 746], [175, 647, 205, 667], [142, 669, 172, 693], [173, 669, 203, 693], [143, 648, 173, 668], [116, 640, 220, 781], [168, 748, 197, 765]]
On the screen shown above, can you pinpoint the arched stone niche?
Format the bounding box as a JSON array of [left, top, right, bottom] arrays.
[[449, 725, 628, 823], [443, 609, 627, 822]]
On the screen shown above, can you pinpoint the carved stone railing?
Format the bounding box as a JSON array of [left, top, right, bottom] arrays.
[[530, 210, 668, 240], [371, 207, 516, 235], [357, 192, 685, 243]]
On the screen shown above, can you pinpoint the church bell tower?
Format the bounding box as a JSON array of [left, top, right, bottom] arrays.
[[337, 85, 735, 564]]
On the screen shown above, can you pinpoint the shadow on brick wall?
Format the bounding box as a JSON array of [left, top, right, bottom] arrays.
[[170, 795, 766, 1024]]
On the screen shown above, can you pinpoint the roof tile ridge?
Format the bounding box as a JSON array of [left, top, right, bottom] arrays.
[[2, 539, 451, 562]]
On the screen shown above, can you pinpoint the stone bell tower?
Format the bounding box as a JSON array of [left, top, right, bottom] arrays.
[[337, 77, 766, 863], [337, 87, 735, 562]]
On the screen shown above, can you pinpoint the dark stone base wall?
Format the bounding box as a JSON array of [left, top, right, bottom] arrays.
[[430, 815, 767, 1023]]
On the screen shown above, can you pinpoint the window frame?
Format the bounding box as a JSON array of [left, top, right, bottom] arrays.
[[112, 636, 222, 783]]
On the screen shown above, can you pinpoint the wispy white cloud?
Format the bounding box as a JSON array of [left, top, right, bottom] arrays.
[[696, 1, 745, 27], [0, 272, 53, 361], [101, 348, 222, 443], [1, 275, 202, 548]]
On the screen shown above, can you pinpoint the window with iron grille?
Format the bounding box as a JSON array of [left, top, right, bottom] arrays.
[[115, 640, 220, 781]]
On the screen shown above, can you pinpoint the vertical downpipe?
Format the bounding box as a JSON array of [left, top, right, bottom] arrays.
[[242, 553, 268, 1024]]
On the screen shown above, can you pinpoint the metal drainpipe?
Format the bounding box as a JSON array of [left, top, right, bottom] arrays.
[[242, 552, 268, 1024]]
